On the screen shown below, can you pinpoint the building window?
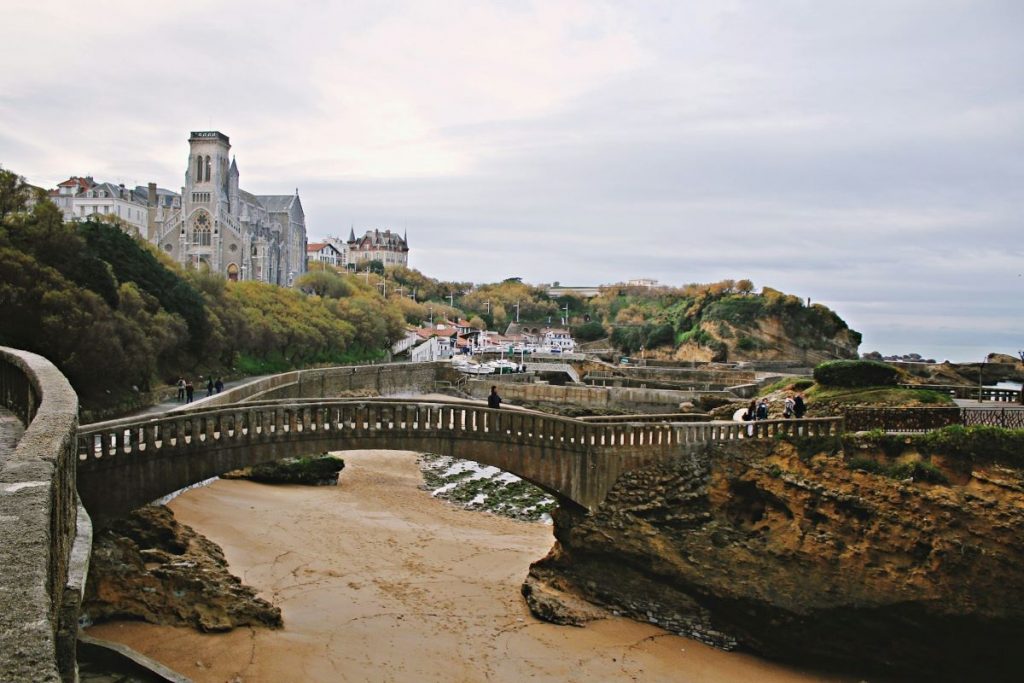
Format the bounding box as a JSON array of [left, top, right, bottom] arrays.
[[205, 156, 212, 182], [192, 211, 212, 246], [196, 155, 203, 182]]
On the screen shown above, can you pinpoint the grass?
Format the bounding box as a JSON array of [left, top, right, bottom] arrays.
[[760, 377, 814, 395], [805, 385, 954, 407], [845, 455, 949, 485]]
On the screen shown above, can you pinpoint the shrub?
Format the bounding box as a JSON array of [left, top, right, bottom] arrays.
[[917, 425, 1024, 466], [572, 321, 606, 342], [889, 461, 949, 485], [813, 360, 900, 388]]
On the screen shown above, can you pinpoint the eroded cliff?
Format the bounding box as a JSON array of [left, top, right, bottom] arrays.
[[525, 437, 1024, 680]]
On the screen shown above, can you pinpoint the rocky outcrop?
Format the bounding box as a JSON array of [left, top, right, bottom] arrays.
[[222, 454, 345, 485], [525, 438, 1024, 680], [83, 505, 282, 632]]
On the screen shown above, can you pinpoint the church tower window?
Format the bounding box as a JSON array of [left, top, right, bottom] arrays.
[[192, 211, 212, 246], [205, 156, 212, 182], [196, 155, 203, 182]]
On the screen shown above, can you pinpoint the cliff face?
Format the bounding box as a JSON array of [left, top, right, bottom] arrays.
[[525, 439, 1024, 680]]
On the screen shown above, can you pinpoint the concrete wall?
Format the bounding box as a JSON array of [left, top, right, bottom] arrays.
[[0, 347, 80, 683]]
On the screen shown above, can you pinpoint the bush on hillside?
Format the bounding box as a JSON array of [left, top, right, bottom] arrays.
[[571, 321, 606, 342], [813, 360, 899, 387]]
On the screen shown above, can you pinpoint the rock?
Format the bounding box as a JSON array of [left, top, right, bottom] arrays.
[[521, 573, 607, 627], [525, 439, 1024, 680], [222, 454, 344, 486], [83, 505, 282, 632]]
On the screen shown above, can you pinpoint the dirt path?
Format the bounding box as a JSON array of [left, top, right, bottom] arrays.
[[88, 450, 854, 682]]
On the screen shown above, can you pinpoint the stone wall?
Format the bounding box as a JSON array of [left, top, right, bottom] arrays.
[[0, 347, 80, 683], [175, 362, 458, 410], [467, 380, 728, 413]]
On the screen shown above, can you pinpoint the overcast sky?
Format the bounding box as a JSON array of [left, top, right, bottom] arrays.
[[2, 1, 1021, 362]]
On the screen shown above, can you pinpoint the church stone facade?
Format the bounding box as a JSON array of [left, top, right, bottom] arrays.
[[156, 131, 307, 284]]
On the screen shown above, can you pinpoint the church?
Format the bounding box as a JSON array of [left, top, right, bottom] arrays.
[[155, 131, 307, 285]]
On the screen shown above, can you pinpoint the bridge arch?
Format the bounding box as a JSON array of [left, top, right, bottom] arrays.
[[77, 398, 845, 523]]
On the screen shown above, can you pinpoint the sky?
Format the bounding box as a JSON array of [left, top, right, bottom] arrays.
[[1, 0, 1021, 362]]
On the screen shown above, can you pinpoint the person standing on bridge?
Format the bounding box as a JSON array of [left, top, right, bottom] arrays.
[[488, 385, 502, 409], [794, 394, 807, 419], [756, 399, 769, 420], [176, 377, 185, 402], [185, 379, 194, 403]]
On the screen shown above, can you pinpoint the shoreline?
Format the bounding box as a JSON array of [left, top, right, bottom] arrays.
[[87, 449, 857, 682]]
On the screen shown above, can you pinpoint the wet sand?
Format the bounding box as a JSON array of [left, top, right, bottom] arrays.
[[88, 450, 855, 682]]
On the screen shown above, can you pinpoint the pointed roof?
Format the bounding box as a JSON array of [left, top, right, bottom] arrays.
[[348, 226, 356, 242]]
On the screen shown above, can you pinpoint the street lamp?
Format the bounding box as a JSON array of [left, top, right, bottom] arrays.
[[514, 301, 520, 323]]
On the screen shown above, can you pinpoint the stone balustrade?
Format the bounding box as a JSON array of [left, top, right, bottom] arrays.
[[78, 398, 842, 518], [0, 347, 80, 683]]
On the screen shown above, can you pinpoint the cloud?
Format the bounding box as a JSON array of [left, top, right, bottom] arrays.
[[1, 0, 1020, 361]]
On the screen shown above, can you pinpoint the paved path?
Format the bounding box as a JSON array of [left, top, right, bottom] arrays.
[[954, 399, 1024, 410], [119, 375, 273, 421]]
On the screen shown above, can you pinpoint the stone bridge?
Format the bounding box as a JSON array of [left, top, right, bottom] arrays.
[[77, 398, 844, 520]]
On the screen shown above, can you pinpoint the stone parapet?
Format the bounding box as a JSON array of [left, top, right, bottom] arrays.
[[0, 347, 80, 683]]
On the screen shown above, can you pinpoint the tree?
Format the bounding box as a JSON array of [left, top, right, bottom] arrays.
[[0, 169, 31, 223]]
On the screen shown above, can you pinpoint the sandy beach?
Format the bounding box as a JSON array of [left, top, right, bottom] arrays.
[[88, 450, 854, 682]]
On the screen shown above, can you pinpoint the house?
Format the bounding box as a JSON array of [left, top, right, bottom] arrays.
[[543, 328, 576, 352], [411, 335, 453, 362], [51, 178, 150, 236], [307, 241, 344, 267], [348, 227, 409, 267]]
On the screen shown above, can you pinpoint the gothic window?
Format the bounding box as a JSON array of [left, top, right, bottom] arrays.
[[205, 156, 212, 182], [192, 211, 212, 246], [196, 155, 203, 182], [227, 263, 239, 281]]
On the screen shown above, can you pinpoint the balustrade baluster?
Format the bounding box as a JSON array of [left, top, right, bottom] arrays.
[[143, 423, 157, 451]]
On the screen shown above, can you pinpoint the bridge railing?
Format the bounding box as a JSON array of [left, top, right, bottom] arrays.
[[0, 347, 79, 683], [78, 399, 845, 464]]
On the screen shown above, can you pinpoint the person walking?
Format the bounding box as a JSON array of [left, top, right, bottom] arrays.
[[487, 385, 502, 409], [206, 376, 214, 397], [214, 377, 224, 394], [176, 377, 186, 402], [794, 394, 807, 419], [185, 379, 194, 403]]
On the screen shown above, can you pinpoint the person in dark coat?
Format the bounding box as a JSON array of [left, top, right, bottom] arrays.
[[206, 377, 214, 396], [794, 394, 807, 418], [487, 385, 502, 409], [214, 377, 224, 393], [185, 380, 194, 403], [756, 399, 769, 420]]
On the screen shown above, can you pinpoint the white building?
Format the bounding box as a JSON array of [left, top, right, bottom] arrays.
[[307, 241, 344, 267], [155, 131, 307, 284], [411, 336, 453, 362], [543, 328, 576, 352], [50, 177, 151, 236]]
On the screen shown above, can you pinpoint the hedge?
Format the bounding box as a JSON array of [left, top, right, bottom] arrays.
[[813, 360, 899, 387]]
